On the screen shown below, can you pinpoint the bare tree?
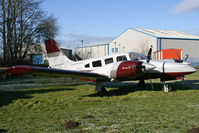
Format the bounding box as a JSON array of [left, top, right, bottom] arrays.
[[36, 15, 59, 42], [0, 0, 59, 65]]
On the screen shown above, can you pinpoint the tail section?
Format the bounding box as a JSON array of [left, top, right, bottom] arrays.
[[45, 39, 73, 68], [45, 39, 60, 54]]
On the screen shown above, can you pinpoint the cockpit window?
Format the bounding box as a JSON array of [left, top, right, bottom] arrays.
[[105, 58, 114, 64], [85, 63, 90, 68], [129, 52, 147, 61], [116, 55, 127, 62]]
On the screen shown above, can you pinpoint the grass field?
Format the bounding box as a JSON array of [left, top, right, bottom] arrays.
[[0, 71, 199, 132]]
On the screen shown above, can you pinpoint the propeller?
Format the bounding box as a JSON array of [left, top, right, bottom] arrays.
[[184, 54, 189, 61], [146, 46, 154, 89], [138, 46, 155, 89], [137, 61, 155, 89], [176, 53, 189, 83], [141, 62, 156, 72], [176, 52, 182, 63], [176, 53, 189, 63], [182, 54, 189, 83], [146, 45, 153, 63]]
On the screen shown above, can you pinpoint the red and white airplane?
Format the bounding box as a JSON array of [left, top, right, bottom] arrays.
[[4, 39, 196, 94]]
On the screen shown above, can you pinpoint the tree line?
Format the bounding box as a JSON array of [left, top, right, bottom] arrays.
[[0, 0, 59, 66]]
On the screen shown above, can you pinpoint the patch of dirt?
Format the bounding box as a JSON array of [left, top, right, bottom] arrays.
[[77, 97, 83, 101], [82, 115, 94, 119], [187, 127, 199, 133], [122, 97, 130, 101], [62, 120, 80, 130], [108, 111, 114, 115], [27, 100, 39, 109]]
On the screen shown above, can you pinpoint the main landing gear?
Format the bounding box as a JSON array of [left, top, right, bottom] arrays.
[[95, 81, 107, 95], [96, 80, 172, 94], [162, 82, 171, 92], [138, 80, 172, 92]]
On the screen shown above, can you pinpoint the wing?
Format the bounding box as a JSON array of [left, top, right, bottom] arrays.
[[4, 66, 109, 81], [0, 67, 9, 74]]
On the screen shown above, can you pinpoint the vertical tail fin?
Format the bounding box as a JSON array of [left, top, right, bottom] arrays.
[[45, 39, 73, 68]]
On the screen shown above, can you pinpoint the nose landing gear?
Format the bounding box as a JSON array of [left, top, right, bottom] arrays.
[[162, 82, 171, 92]]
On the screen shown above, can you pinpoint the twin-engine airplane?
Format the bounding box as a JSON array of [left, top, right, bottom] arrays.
[[4, 39, 196, 94]]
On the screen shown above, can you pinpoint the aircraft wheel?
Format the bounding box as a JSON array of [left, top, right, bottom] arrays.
[[163, 85, 171, 92]]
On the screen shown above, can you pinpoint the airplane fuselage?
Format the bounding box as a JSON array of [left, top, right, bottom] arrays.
[[4, 39, 196, 94], [49, 52, 195, 82]]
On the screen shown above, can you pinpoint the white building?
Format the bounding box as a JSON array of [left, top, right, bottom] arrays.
[[75, 28, 199, 66]]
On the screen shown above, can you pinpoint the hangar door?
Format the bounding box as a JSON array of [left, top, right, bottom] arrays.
[[161, 39, 199, 66]]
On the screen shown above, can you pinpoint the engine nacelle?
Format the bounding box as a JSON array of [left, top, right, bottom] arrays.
[[110, 61, 143, 79]]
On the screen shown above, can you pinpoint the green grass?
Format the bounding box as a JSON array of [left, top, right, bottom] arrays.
[[0, 71, 199, 132]]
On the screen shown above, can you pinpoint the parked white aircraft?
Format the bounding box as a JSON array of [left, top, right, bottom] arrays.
[[5, 39, 196, 94]]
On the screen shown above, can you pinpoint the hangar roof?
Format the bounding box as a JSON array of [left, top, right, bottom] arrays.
[[133, 28, 199, 39], [84, 41, 110, 47], [79, 28, 199, 48]]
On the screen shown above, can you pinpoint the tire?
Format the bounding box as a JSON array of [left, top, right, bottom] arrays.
[[163, 85, 169, 92]]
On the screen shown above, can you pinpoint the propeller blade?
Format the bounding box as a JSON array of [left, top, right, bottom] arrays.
[[147, 46, 153, 63], [184, 54, 189, 61], [176, 52, 182, 63]]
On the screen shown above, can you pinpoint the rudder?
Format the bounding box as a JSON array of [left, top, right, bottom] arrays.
[[44, 39, 73, 68]]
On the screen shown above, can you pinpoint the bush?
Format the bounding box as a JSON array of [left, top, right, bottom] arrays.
[[1, 59, 32, 67]]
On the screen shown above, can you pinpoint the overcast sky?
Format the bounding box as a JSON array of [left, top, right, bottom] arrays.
[[41, 0, 199, 49]]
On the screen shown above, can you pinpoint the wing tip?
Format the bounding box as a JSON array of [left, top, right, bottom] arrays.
[[7, 66, 33, 75]]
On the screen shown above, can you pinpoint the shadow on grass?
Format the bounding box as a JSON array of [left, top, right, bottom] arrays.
[[0, 129, 8, 133], [87, 80, 199, 97], [0, 77, 91, 107], [0, 88, 75, 108], [1, 77, 198, 106], [0, 77, 89, 90]]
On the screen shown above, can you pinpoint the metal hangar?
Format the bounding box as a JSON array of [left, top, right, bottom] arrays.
[[75, 28, 199, 66]]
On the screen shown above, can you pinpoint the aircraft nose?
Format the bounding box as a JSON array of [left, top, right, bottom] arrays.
[[187, 65, 196, 73], [142, 62, 156, 71], [176, 63, 196, 74], [164, 62, 196, 76]]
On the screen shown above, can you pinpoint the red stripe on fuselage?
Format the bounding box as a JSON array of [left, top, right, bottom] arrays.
[[165, 71, 195, 77], [79, 79, 96, 82]]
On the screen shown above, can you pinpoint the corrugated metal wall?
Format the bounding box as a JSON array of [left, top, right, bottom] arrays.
[[161, 39, 199, 66], [76, 44, 108, 59]]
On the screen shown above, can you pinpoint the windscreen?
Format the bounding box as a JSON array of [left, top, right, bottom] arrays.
[[129, 52, 147, 61]]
